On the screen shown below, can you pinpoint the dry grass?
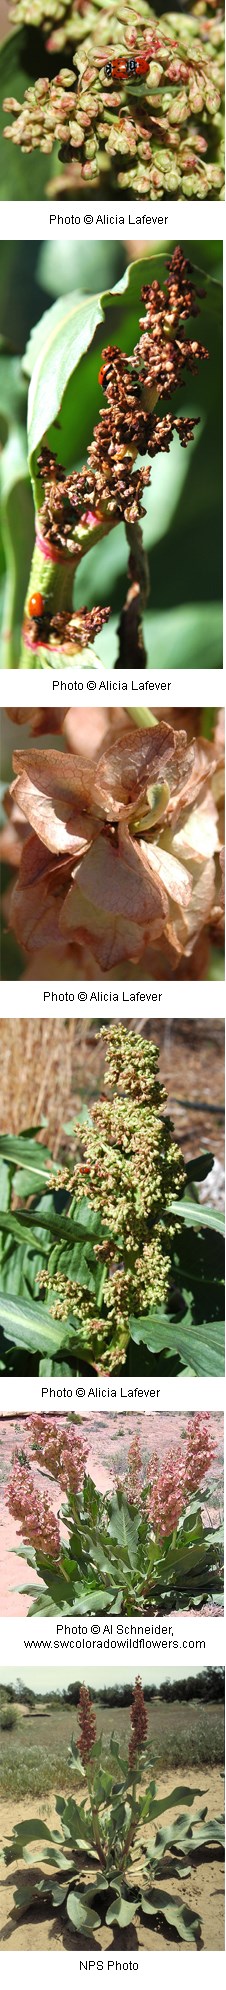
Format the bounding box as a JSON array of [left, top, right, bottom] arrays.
[[0, 1699, 224, 1799], [0, 1019, 105, 1156]]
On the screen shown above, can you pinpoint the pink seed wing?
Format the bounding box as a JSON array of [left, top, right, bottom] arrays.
[[92, 724, 186, 819]]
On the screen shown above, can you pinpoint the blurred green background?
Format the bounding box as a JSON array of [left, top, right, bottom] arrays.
[[0, 238, 223, 671]]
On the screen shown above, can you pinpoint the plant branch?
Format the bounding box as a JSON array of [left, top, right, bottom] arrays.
[[117, 521, 150, 669]]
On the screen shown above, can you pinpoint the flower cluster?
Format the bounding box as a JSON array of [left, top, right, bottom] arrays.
[[182, 1412, 217, 1500], [115, 1415, 217, 1534], [35, 1026, 185, 1365], [20, 252, 207, 663], [116, 1431, 143, 1504], [7, 1455, 61, 1559], [128, 1676, 148, 1770], [4, 2, 224, 199], [77, 1684, 97, 1766], [28, 1413, 88, 1498], [147, 1414, 217, 1537]]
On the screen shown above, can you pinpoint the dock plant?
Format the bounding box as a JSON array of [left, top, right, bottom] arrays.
[[5, 1411, 224, 1614], [0, 1024, 224, 1375], [2, 1678, 224, 1943]]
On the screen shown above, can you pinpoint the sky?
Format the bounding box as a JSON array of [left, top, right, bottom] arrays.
[[0, 1664, 206, 1693]]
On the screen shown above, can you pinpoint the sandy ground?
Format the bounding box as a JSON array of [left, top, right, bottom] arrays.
[[0, 1414, 223, 1617], [0, 1768, 224, 1952]]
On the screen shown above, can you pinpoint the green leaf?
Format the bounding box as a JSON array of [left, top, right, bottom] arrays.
[[69, 1587, 118, 1613], [129, 1311, 224, 1377], [143, 603, 222, 674], [170, 1198, 225, 1235], [0, 1204, 94, 1251], [0, 1161, 11, 1211], [4, 1818, 55, 1862], [185, 1153, 214, 1184], [0, 425, 34, 669], [106, 1896, 138, 1928], [0, 1291, 75, 1356], [0, 33, 52, 202], [141, 1888, 200, 1942], [107, 1493, 139, 1565], [51, 1881, 71, 1906], [148, 1786, 204, 1822], [0, 1209, 49, 1254], [66, 1891, 101, 1932], [0, 1133, 57, 1191], [26, 293, 106, 472], [60, 1798, 92, 1846]]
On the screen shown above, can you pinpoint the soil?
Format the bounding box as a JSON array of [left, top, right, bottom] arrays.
[[0, 1767, 224, 1952]]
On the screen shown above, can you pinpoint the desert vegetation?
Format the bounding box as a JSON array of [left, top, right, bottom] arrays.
[[2, 1410, 223, 1615], [1, 1677, 224, 1948]]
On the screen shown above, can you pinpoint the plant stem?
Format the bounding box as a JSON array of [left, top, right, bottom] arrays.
[[117, 521, 150, 670], [127, 707, 157, 728], [86, 1771, 106, 1869]]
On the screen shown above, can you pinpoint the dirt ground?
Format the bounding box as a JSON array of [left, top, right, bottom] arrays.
[[0, 1767, 224, 1953]]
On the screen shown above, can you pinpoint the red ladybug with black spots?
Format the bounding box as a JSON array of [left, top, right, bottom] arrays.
[[104, 55, 151, 82]]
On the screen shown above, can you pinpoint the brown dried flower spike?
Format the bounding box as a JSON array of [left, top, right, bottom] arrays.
[[129, 1677, 148, 1771], [77, 1685, 97, 1766]]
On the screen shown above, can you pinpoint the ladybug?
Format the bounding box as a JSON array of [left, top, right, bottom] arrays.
[[98, 360, 113, 389], [104, 55, 150, 83], [28, 591, 45, 620], [98, 363, 108, 386]]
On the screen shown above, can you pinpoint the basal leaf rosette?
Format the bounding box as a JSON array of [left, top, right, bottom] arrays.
[[2, 1678, 224, 1945], [4, 2, 224, 198]]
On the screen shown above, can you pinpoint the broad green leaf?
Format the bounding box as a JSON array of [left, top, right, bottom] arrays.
[[130, 1312, 224, 1376], [26, 293, 107, 471], [141, 1888, 200, 1942], [0, 1161, 11, 1211], [170, 1198, 225, 1235], [142, 604, 223, 674], [0, 1205, 95, 1250], [0, 353, 27, 438], [0, 1133, 57, 1190], [0, 425, 33, 668], [4, 1818, 55, 1861], [0, 1291, 75, 1356], [51, 1882, 71, 1906], [13, 1879, 44, 1911], [107, 1492, 139, 1565], [66, 1891, 101, 1932], [0, 1209, 49, 1254], [68, 1587, 118, 1613], [188, 1818, 224, 1848], [148, 1786, 204, 1822], [106, 1896, 138, 1927], [60, 1798, 92, 1845], [185, 1153, 214, 1184]]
